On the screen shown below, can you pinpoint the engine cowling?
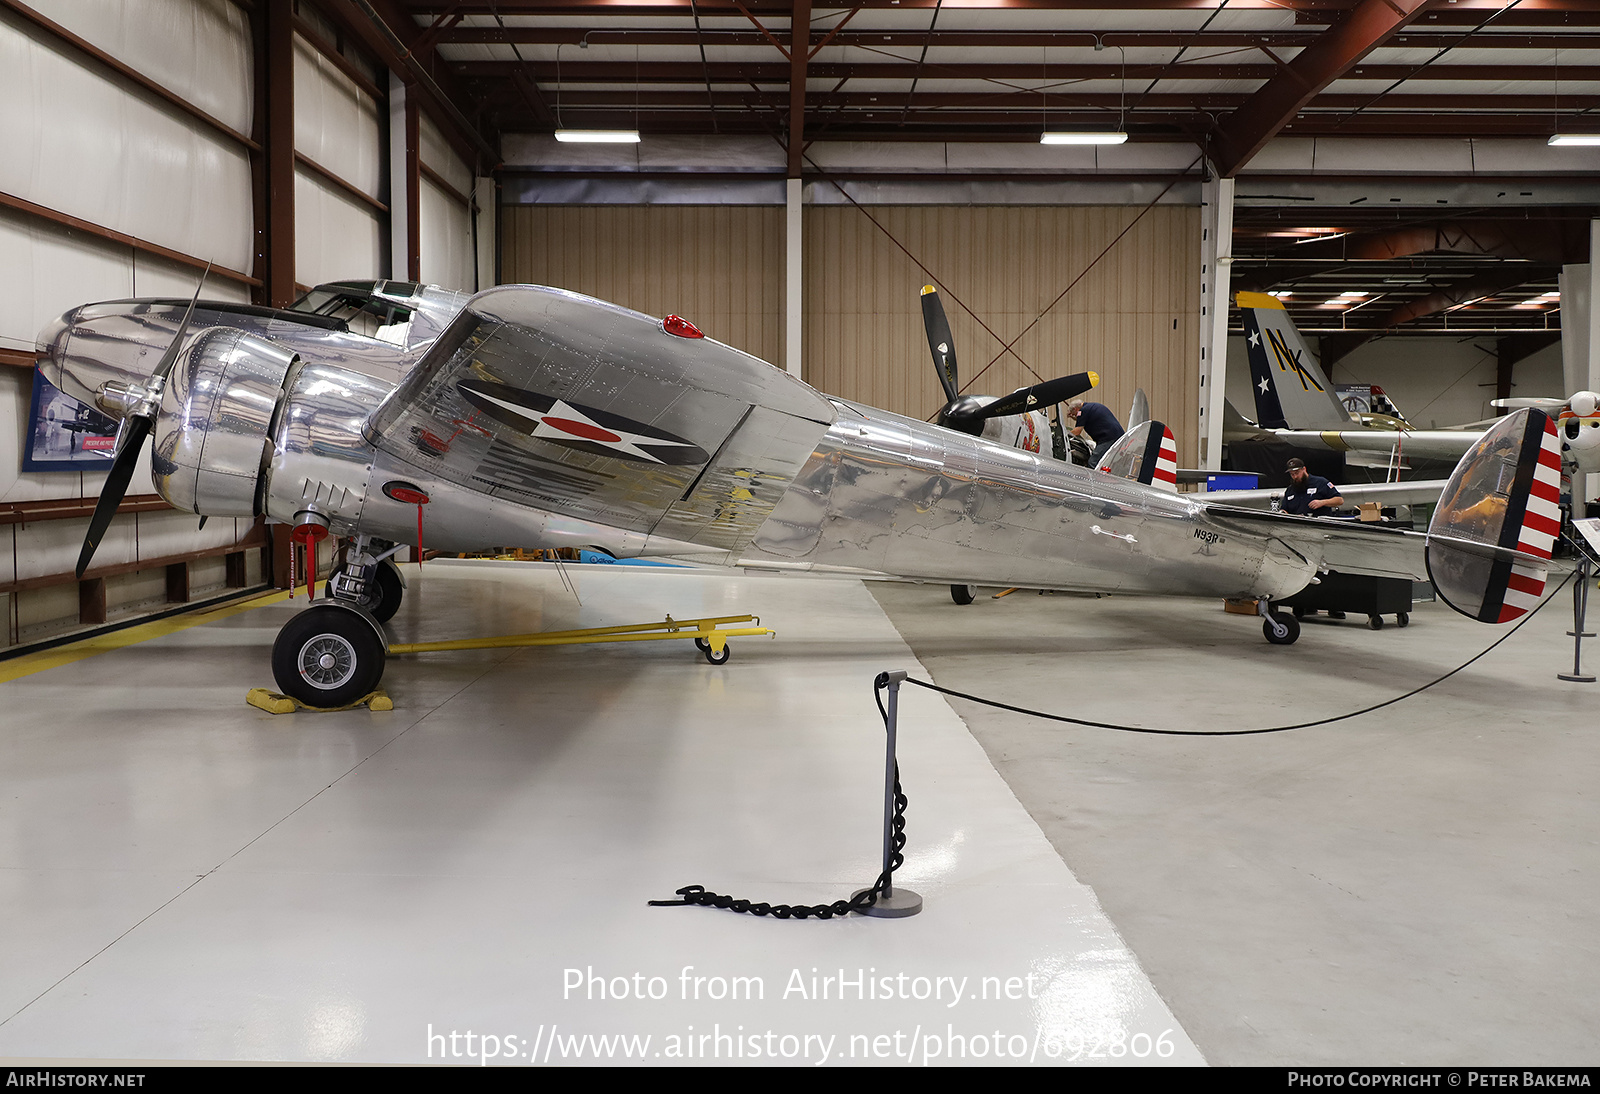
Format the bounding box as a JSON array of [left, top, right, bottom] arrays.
[[260, 360, 392, 534], [152, 327, 298, 516]]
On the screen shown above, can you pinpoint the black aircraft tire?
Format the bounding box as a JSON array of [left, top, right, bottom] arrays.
[[273, 605, 387, 708], [324, 561, 404, 622], [950, 584, 977, 605], [1263, 611, 1300, 645]]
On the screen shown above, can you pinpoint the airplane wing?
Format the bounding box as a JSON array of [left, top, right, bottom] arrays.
[[364, 285, 837, 559], [1261, 426, 1479, 464], [1201, 505, 1430, 581], [1203, 478, 1450, 512]]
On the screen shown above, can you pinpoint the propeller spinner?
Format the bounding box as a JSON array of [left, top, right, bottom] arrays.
[[75, 268, 210, 578], [919, 285, 1097, 436]]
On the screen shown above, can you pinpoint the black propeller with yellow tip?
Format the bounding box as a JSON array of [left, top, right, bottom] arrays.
[[919, 285, 1097, 437], [76, 269, 209, 578]]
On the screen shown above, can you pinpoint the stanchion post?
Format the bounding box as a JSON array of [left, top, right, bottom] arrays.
[[1560, 554, 1596, 683], [856, 670, 922, 918]]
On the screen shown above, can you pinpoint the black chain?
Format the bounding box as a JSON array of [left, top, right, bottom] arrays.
[[648, 672, 909, 919]]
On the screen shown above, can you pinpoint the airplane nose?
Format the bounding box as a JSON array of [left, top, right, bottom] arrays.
[[34, 306, 80, 391], [31, 301, 166, 416]]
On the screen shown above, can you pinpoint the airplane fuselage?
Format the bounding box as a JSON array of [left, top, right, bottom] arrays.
[[39, 291, 1318, 605]]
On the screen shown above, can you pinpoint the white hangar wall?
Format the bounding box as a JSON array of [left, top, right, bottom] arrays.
[[418, 112, 475, 293], [0, 0, 261, 649], [0, 0, 485, 650], [292, 18, 384, 287]]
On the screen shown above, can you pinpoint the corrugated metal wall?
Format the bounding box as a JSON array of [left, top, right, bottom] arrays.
[[806, 205, 1199, 463], [501, 203, 1199, 461], [501, 205, 786, 367]]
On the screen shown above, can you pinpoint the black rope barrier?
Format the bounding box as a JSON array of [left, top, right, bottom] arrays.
[[902, 571, 1576, 737]]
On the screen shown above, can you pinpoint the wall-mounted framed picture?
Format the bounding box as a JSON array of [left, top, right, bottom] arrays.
[[22, 371, 120, 472]]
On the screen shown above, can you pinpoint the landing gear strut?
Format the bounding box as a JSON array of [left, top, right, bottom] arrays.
[[323, 538, 406, 621], [1259, 600, 1300, 645]]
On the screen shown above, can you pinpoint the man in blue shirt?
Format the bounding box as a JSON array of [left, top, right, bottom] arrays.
[[1281, 457, 1344, 516], [1066, 400, 1125, 467]]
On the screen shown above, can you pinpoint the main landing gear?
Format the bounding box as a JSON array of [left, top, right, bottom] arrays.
[[323, 549, 406, 622], [272, 602, 387, 708]]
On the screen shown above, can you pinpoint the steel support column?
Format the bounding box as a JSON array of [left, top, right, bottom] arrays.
[[265, 0, 296, 307], [786, 0, 811, 179], [1198, 175, 1233, 470], [389, 72, 421, 281], [786, 177, 803, 378]]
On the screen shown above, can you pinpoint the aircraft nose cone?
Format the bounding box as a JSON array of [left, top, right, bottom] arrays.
[[34, 306, 80, 389]]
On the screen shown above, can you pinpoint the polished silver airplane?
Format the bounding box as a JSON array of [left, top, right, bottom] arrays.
[[38, 279, 1562, 707]]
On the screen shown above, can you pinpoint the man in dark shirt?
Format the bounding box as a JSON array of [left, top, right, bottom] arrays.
[[1066, 400, 1125, 467], [1281, 457, 1344, 516]]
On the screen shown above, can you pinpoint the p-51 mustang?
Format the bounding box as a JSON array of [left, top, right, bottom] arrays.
[[39, 279, 1563, 707]]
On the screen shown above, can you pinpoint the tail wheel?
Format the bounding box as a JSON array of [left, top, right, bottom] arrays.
[[1263, 611, 1300, 645], [950, 584, 976, 605], [272, 604, 387, 708], [324, 560, 404, 622]]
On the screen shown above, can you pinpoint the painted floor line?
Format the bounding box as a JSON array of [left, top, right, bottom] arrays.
[[0, 585, 322, 684]]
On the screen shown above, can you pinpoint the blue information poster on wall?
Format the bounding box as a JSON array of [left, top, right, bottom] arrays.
[[22, 371, 121, 472]]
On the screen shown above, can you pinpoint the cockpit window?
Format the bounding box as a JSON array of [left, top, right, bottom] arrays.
[[289, 281, 418, 345]]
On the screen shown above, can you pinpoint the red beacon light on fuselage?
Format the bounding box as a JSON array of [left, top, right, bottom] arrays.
[[662, 315, 704, 339]]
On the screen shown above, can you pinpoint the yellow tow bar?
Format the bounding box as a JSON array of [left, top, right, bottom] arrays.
[[385, 613, 773, 663]]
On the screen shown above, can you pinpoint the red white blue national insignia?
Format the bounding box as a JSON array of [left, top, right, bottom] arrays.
[[456, 379, 709, 466]]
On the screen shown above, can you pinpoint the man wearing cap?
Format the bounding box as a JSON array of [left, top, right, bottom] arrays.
[[1065, 399, 1125, 467], [1281, 457, 1344, 517]]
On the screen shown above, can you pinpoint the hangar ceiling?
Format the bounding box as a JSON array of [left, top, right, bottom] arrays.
[[322, 0, 1600, 340]]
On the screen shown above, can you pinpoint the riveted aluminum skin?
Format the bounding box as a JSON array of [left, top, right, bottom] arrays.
[[36, 285, 469, 415], [748, 401, 1319, 601], [262, 362, 395, 534], [153, 327, 298, 516]]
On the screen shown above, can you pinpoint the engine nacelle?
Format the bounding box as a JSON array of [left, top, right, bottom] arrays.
[[261, 360, 392, 534], [153, 328, 298, 516]]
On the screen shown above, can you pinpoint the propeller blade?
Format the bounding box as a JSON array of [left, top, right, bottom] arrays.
[[920, 285, 960, 404], [968, 371, 1100, 421], [76, 417, 151, 578], [149, 262, 211, 384]]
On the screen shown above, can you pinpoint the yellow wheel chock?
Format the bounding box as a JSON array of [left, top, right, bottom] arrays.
[[246, 687, 393, 715]]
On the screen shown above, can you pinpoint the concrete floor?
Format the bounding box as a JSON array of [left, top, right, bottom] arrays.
[[867, 580, 1600, 1066], [0, 560, 1199, 1067]]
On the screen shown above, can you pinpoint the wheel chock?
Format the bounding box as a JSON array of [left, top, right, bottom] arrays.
[[246, 687, 393, 714]]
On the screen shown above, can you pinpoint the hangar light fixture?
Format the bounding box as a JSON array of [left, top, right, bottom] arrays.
[[1548, 134, 1600, 146], [1041, 131, 1128, 145], [555, 129, 641, 144]]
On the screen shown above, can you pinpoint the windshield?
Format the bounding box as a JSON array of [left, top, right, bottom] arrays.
[[290, 281, 418, 345]]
